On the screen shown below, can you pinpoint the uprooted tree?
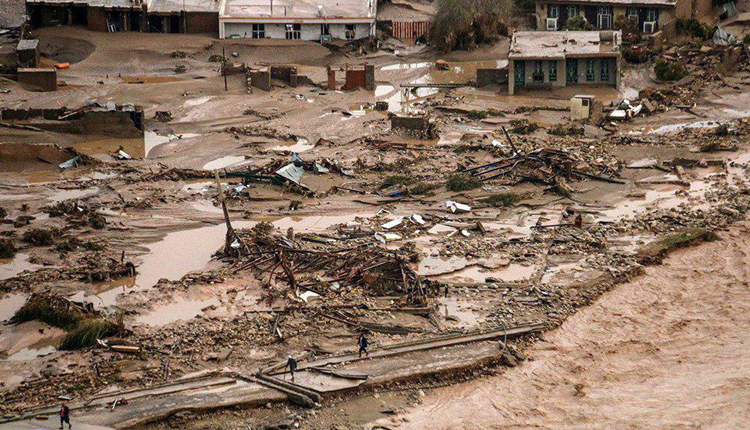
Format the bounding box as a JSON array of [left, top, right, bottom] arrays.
[[431, 0, 514, 52]]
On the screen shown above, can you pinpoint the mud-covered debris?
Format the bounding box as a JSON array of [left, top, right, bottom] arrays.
[[0, 238, 16, 258], [23, 228, 56, 246], [154, 111, 173, 122]]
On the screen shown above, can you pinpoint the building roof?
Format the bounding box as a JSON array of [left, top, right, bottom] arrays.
[[543, 0, 675, 8], [17, 39, 39, 51], [26, 0, 220, 13], [509, 31, 621, 60], [220, 0, 376, 21], [148, 0, 219, 13]]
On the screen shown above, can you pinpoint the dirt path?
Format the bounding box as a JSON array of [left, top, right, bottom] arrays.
[[385, 222, 750, 430]]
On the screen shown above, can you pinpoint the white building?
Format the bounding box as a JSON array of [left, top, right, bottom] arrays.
[[219, 0, 377, 41]]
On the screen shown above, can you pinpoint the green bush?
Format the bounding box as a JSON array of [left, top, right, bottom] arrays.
[[654, 59, 687, 81], [714, 124, 729, 136], [431, 0, 514, 52], [562, 16, 593, 31], [446, 174, 483, 191], [676, 18, 715, 40], [614, 15, 640, 41]]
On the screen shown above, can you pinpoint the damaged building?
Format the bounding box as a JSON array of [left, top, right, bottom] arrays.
[[535, 0, 678, 32], [26, 0, 220, 35], [218, 0, 377, 40], [535, 0, 739, 33], [508, 31, 622, 95]]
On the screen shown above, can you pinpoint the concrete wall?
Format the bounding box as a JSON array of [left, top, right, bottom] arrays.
[[248, 69, 272, 91], [17, 68, 57, 92], [509, 57, 619, 95], [222, 22, 372, 40], [675, 0, 723, 21], [476, 68, 508, 87], [185, 12, 219, 35], [391, 115, 428, 131], [17, 45, 39, 69]]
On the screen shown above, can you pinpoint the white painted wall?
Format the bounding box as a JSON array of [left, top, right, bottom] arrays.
[[221, 22, 372, 40]]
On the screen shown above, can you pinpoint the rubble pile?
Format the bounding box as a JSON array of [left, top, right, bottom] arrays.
[[230, 223, 439, 306]]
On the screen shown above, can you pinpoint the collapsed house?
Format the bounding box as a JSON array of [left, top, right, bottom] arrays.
[[508, 31, 622, 95], [26, 0, 220, 35], [218, 0, 377, 40]]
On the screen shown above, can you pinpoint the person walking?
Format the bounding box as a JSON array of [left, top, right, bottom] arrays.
[[59, 401, 71, 430], [285, 355, 298, 382], [358, 332, 369, 358]]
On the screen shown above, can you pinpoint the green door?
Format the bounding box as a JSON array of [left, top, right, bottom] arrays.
[[566, 59, 578, 85], [514, 61, 525, 88]]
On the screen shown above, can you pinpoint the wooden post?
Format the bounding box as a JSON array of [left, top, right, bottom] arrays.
[[222, 47, 228, 92], [214, 172, 235, 251]]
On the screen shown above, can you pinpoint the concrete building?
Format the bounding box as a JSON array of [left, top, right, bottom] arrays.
[[26, 0, 220, 35], [535, 0, 677, 33], [508, 31, 622, 95], [218, 0, 376, 40]]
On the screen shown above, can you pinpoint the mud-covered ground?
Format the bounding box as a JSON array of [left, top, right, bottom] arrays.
[[0, 23, 748, 430]]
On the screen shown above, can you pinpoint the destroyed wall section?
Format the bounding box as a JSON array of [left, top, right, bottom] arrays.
[[17, 68, 57, 92]]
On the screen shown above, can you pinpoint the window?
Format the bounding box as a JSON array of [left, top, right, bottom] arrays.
[[626, 7, 638, 23], [345, 24, 356, 40], [252, 23, 265, 38], [567, 5, 579, 18], [646, 8, 657, 22], [600, 59, 610, 81], [548, 4, 559, 18], [586, 58, 596, 81], [320, 23, 330, 35], [285, 23, 301, 40], [532, 60, 544, 82], [597, 6, 612, 29], [549, 60, 557, 81]]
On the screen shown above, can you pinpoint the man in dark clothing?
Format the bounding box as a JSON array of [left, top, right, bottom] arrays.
[[60, 402, 71, 429], [358, 333, 369, 358], [285, 355, 298, 382]]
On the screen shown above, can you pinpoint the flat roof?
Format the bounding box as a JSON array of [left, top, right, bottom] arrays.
[[149, 0, 219, 13], [220, 0, 375, 20], [544, 0, 675, 7], [26, 0, 220, 13], [509, 31, 621, 60], [17, 39, 39, 50]]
